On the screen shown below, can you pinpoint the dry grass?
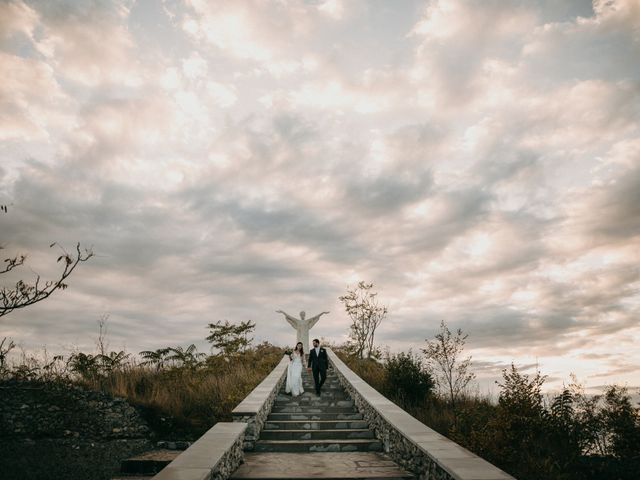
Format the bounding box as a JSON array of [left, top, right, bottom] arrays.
[[334, 349, 492, 439], [79, 344, 284, 439]]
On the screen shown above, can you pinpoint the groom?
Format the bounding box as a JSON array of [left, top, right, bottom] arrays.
[[307, 338, 328, 396]]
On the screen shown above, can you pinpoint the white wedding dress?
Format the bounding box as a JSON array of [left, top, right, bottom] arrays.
[[285, 351, 304, 397]]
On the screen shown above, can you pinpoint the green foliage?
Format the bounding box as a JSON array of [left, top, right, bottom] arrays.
[[99, 350, 131, 373], [601, 385, 640, 459], [422, 320, 475, 412], [166, 344, 205, 370], [339, 345, 640, 480], [488, 365, 560, 479], [69, 352, 102, 381], [206, 320, 255, 356], [68, 350, 132, 381], [498, 363, 546, 415], [139, 347, 171, 371], [384, 350, 434, 406]]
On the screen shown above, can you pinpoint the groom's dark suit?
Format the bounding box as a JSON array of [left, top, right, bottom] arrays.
[[307, 346, 328, 394]]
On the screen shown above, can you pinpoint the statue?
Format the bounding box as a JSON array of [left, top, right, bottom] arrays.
[[276, 310, 329, 353]]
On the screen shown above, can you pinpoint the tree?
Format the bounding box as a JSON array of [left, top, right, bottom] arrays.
[[601, 385, 640, 459], [167, 344, 205, 370], [422, 320, 475, 411], [99, 350, 130, 373], [206, 320, 256, 356], [491, 364, 555, 478], [498, 363, 546, 416], [69, 352, 101, 381], [1, 242, 93, 318], [339, 281, 387, 359], [385, 350, 434, 406], [140, 347, 171, 371]]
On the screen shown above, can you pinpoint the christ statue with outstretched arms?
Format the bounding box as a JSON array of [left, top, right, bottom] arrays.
[[276, 310, 329, 353]]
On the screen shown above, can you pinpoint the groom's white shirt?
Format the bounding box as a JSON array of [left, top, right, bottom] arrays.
[[315, 346, 320, 357]]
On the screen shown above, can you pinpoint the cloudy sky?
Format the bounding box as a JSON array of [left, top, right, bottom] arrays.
[[1, 0, 639, 394]]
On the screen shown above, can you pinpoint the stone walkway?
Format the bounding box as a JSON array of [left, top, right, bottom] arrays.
[[231, 369, 412, 479]]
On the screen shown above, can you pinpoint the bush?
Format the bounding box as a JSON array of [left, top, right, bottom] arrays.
[[384, 350, 434, 406]]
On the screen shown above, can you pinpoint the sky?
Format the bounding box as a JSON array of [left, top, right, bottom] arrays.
[[1, 0, 639, 395]]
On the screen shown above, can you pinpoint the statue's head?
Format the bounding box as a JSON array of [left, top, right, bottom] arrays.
[[299, 311, 306, 320]]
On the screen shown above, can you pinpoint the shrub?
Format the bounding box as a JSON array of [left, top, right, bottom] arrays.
[[384, 350, 434, 406]]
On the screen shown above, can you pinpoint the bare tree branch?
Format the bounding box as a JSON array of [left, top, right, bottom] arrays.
[[0, 242, 94, 318], [339, 281, 387, 359]]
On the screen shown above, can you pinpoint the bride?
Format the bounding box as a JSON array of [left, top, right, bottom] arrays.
[[285, 342, 305, 397]]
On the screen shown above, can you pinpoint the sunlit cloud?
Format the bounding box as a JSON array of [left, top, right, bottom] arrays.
[[1, 0, 639, 393]]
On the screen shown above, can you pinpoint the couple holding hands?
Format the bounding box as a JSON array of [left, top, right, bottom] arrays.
[[285, 338, 329, 397]]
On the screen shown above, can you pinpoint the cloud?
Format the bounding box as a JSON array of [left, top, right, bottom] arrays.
[[26, 0, 143, 86], [0, 52, 73, 141], [1, 0, 639, 393], [182, 0, 315, 63], [0, 1, 39, 44]]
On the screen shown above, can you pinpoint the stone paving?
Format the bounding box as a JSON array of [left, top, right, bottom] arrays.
[[231, 368, 413, 479]]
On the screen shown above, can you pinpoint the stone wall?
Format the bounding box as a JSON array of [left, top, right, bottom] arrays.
[[232, 355, 289, 450], [211, 424, 246, 480], [231, 378, 282, 451], [327, 349, 514, 480], [153, 422, 247, 480], [0, 379, 151, 442], [0, 379, 154, 480]]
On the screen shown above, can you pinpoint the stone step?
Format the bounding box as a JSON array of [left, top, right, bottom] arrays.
[[264, 420, 369, 430], [301, 380, 340, 385], [231, 452, 414, 479], [261, 429, 375, 440], [285, 389, 345, 395], [272, 402, 351, 410], [276, 396, 349, 404], [301, 375, 339, 381], [299, 384, 341, 389], [280, 389, 345, 396], [112, 477, 155, 480], [297, 382, 342, 388], [254, 439, 383, 453], [271, 405, 358, 414], [273, 400, 354, 408], [276, 392, 349, 401], [287, 379, 341, 384], [267, 412, 364, 421], [119, 449, 179, 475]]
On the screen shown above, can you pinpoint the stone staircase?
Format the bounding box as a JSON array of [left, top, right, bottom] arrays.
[[255, 369, 381, 453], [232, 367, 413, 479]]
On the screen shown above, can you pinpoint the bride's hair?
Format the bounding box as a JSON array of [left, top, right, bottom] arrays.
[[295, 342, 304, 355]]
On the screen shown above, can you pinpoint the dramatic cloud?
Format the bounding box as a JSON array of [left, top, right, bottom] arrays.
[[1, 0, 639, 392]]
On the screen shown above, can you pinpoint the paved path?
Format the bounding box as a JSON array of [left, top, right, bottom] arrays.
[[231, 368, 413, 479]]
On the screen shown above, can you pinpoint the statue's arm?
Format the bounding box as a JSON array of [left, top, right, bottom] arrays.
[[308, 311, 329, 328], [276, 310, 299, 329]]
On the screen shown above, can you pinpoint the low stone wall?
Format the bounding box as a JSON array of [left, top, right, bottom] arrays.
[[0, 379, 151, 441], [327, 349, 515, 480], [0, 379, 154, 480], [152, 422, 246, 480], [151, 356, 289, 479], [231, 354, 289, 450]]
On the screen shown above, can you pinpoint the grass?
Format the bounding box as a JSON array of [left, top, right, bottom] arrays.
[[80, 343, 285, 439]]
